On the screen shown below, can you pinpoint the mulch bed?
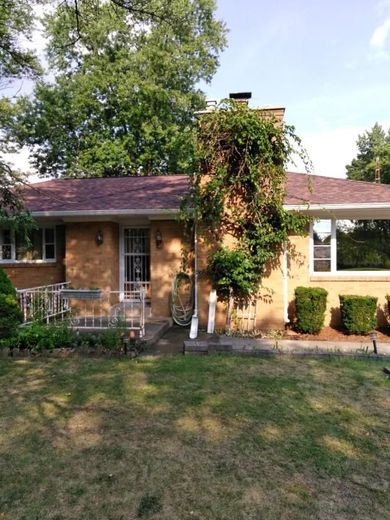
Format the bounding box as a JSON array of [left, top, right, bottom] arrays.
[[284, 326, 390, 343]]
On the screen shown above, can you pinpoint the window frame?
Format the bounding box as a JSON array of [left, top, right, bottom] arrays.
[[0, 226, 57, 264], [310, 218, 390, 277]]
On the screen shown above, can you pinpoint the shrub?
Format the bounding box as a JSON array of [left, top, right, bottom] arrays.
[[100, 328, 123, 351], [294, 286, 328, 334], [0, 269, 22, 346], [17, 322, 78, 352], [0, 267, 17, 296], [339, 295, 377, 335]]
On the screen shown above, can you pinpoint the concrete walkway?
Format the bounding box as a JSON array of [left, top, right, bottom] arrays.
[[147, 325, 390, 357]]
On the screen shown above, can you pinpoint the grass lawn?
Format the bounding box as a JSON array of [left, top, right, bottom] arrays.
[[0, 355, 389, 520]]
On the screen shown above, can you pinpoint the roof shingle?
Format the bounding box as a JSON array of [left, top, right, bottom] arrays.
[[20, 172, 390, 214]]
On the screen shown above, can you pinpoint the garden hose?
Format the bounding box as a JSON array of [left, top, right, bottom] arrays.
[[170, 272, 194, 327]]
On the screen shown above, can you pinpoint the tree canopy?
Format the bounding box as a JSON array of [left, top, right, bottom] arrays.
[[9, 0, 227, 178], [346, 123, 390, 184], [0, 0, 40, 231]]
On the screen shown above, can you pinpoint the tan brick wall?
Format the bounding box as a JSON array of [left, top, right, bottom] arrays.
[[150, 221, 183, 317], [65, 222, 119, 292], [287, 234, 390, 327], [3, 262, 65, 290]]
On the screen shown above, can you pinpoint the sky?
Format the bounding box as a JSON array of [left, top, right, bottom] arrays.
[[202, 0, 390, 178], [4, 0, 390, 180]]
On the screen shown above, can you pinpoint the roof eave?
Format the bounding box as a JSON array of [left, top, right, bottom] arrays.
[[30, 208, 179, 218]]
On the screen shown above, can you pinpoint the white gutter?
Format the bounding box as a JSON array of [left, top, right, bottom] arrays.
[[284, 202, 390, 211], [30, 208, 179, 218], [31, 202, 390, 218]]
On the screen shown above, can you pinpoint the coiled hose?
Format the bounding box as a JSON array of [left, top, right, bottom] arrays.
[[170, 272, 194, 326]]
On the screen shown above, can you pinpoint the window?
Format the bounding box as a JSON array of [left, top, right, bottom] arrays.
[[0, 227, 56, 262], [312, 219, 390, 274]]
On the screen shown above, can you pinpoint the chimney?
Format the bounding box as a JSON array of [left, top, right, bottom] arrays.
[[229, 92, 252, 104]]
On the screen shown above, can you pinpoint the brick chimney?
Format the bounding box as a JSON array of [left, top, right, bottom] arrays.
[[229, 92, 252, 104]]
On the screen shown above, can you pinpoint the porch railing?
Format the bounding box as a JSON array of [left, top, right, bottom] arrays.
[[68, 289, 145, 337], [17, 282, 71, 324], [17, 283, 146, 337]]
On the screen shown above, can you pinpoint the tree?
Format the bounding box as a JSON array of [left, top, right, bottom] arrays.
[[346, 123, 390, 184], [9, 0, 227, 177], [0, 0, 40, 231], [181, 100, 310, 332], [0, 0, 41, 84]]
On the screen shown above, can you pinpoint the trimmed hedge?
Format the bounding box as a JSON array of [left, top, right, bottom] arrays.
[[339, 295, 377, 335], [295, 286, 328, 334]]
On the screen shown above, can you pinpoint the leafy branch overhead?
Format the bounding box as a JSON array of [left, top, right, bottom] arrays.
[[8, 0, 227, 178], [183, 100, 310, 328]]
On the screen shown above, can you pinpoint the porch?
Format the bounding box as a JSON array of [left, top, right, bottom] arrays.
[[16, 282, 171, 344]]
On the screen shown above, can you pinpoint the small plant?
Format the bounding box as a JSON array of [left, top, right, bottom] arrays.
[[294, 287, 328, 334], [100, 328, 123, 351], [339, 295, 378, 335]]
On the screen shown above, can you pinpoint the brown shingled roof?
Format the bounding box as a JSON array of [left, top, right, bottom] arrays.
[[20, 172, 390, 215], [285, 172, 390, 205], [21, 175, 189, 213]]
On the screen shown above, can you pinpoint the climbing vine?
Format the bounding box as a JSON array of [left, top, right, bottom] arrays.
[[181, 100, 311, 330]]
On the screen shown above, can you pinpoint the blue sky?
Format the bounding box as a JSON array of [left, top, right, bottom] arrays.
[[202, 0, 390, 177]]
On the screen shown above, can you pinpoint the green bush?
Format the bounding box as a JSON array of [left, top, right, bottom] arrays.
[[0, 269, 22, 346], [339, 295, 377, 335], [294, 286, 328, 334], [17, 322, 78, 352], [0, 267, 17, 296], [100, 328, 123, 351]]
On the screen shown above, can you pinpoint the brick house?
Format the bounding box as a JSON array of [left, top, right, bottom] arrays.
[[2, 172, 390, 330]]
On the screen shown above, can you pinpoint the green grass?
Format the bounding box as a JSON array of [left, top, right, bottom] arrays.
[[0, 355, 389, 519]]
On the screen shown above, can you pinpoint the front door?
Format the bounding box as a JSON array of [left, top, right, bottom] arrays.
[[122, 228, 150, 299]]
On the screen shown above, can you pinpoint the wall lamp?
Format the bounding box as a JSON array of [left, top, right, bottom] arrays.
[[155, 229, 163, 249], [95, 229, 104, 246]]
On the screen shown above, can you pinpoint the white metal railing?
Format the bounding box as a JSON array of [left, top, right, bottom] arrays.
[[17, 282, 71, 324], [67, 289, 145, 337], [123, 281, 151, 300], [17, 284, 146, 337]]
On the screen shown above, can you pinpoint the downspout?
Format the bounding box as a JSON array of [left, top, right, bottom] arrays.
[[193, 221, 198, 319], [189, 218, 199, 339], [283, 242, 290, 325]]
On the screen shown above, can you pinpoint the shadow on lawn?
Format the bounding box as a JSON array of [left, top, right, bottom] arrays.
[[0, 356, 388, 519]]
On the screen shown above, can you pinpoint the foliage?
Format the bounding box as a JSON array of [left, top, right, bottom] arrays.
[[294, 286, 328, 334], [0, 266, 16, 296], [17, 322, 79, 352], [208, 247, 258, 301], [346, 123, 390, 184], [9, 0, 226, 177], [0, 0, 41, 83], [0, 268, 22, 344], [0, 1, 40, 230], [0, 293, 22, 343], [339, 295, 377, 335], [15, 320, 126, 352], [336, 219, 390, 271], [182, 100, 310, 329]]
